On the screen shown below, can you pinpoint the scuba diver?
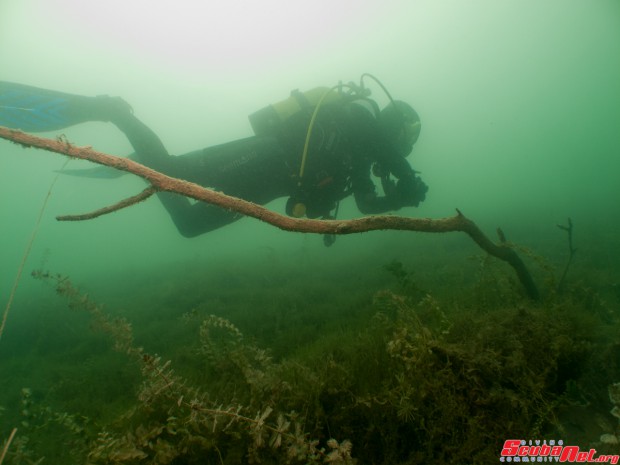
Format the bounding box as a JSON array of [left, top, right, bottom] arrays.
[[0, 75, 428, 245]]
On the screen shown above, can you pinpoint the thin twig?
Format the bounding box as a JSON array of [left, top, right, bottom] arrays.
[[557, 217, 576, 293], [1, 158, 69, 342], [0, 428, 17, 465], [56, 186, 158, 221]]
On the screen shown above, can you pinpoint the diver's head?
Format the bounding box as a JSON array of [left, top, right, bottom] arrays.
[[379, 100, 421, 157]]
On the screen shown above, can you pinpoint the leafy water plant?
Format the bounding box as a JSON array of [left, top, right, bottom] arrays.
[[5, 261, 614, 465], [30, 271, 356, 465]]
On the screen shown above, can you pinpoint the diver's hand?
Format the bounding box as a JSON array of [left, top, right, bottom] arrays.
[[394, 176, 428, 207]]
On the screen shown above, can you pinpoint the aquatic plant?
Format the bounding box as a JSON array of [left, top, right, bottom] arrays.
[[598, 382, 620, 447], [7, 261, 612, 465], [30, 271, 356, 465]]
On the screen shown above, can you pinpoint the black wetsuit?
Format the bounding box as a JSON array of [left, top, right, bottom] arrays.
[[105, 97, 422, 237]]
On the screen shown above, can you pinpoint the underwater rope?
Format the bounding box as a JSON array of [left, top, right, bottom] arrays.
[[298, 83, 349, 182], [0, 159, 69, 342], [360, 73, 396, 105]]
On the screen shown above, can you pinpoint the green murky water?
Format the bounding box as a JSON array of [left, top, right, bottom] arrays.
[[1, 1, 619, 463]]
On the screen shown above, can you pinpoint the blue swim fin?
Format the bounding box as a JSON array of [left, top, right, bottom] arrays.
[[0, 81, 100, 132]]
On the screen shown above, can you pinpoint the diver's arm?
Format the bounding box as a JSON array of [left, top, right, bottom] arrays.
[[390, 157, 428, 208], [347, 103, 423, 213], [352, 154, 427, 213], [351, 164, 400, 214], [385, 152, 416, 180], [353, 182, 398, 214]]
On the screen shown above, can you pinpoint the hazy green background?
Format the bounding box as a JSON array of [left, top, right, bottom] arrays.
[[1, 3, 620, 460], [1, 0, 619, 313]]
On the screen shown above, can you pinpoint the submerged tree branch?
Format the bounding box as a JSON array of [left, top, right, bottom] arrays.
[[0, 126, 540, 300], [56, 186, 158, 221]]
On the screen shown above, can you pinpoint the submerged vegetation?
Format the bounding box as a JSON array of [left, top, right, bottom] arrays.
[[0, 238, 619, 464]]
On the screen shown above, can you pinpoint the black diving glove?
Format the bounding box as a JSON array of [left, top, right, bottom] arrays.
[[394, 176, 428, 207]]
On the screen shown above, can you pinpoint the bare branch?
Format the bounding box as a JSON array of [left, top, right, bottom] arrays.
[[556, 217, 577, 293], [0, 126, 540, 299], [0, 428, 18, 465], [56, 186, 158, 221]]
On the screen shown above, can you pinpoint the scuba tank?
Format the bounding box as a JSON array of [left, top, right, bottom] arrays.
[[248, 74, 395, 141], [248, 87, 344, 136], [248, 74, 399, 230]]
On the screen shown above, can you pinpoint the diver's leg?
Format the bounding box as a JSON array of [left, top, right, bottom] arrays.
[[158, 194, 244, 237], [73, 96, 259, 236], [0, 80, 168, 166], [171, 136, 293, 195], [1, 81, 287, 236], [98, 102, 296, 236], [156, 136, 293, 236], [89, 96, 172, 169], [87, 97, 226, 234], [1, 82, 217, 234], [83, 97, 241, 235]]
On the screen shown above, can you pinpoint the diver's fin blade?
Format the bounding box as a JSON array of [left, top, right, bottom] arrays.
[[55, 152, 136, 179], [55, 166, 127, 179], [0, 81, 94, 132]]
